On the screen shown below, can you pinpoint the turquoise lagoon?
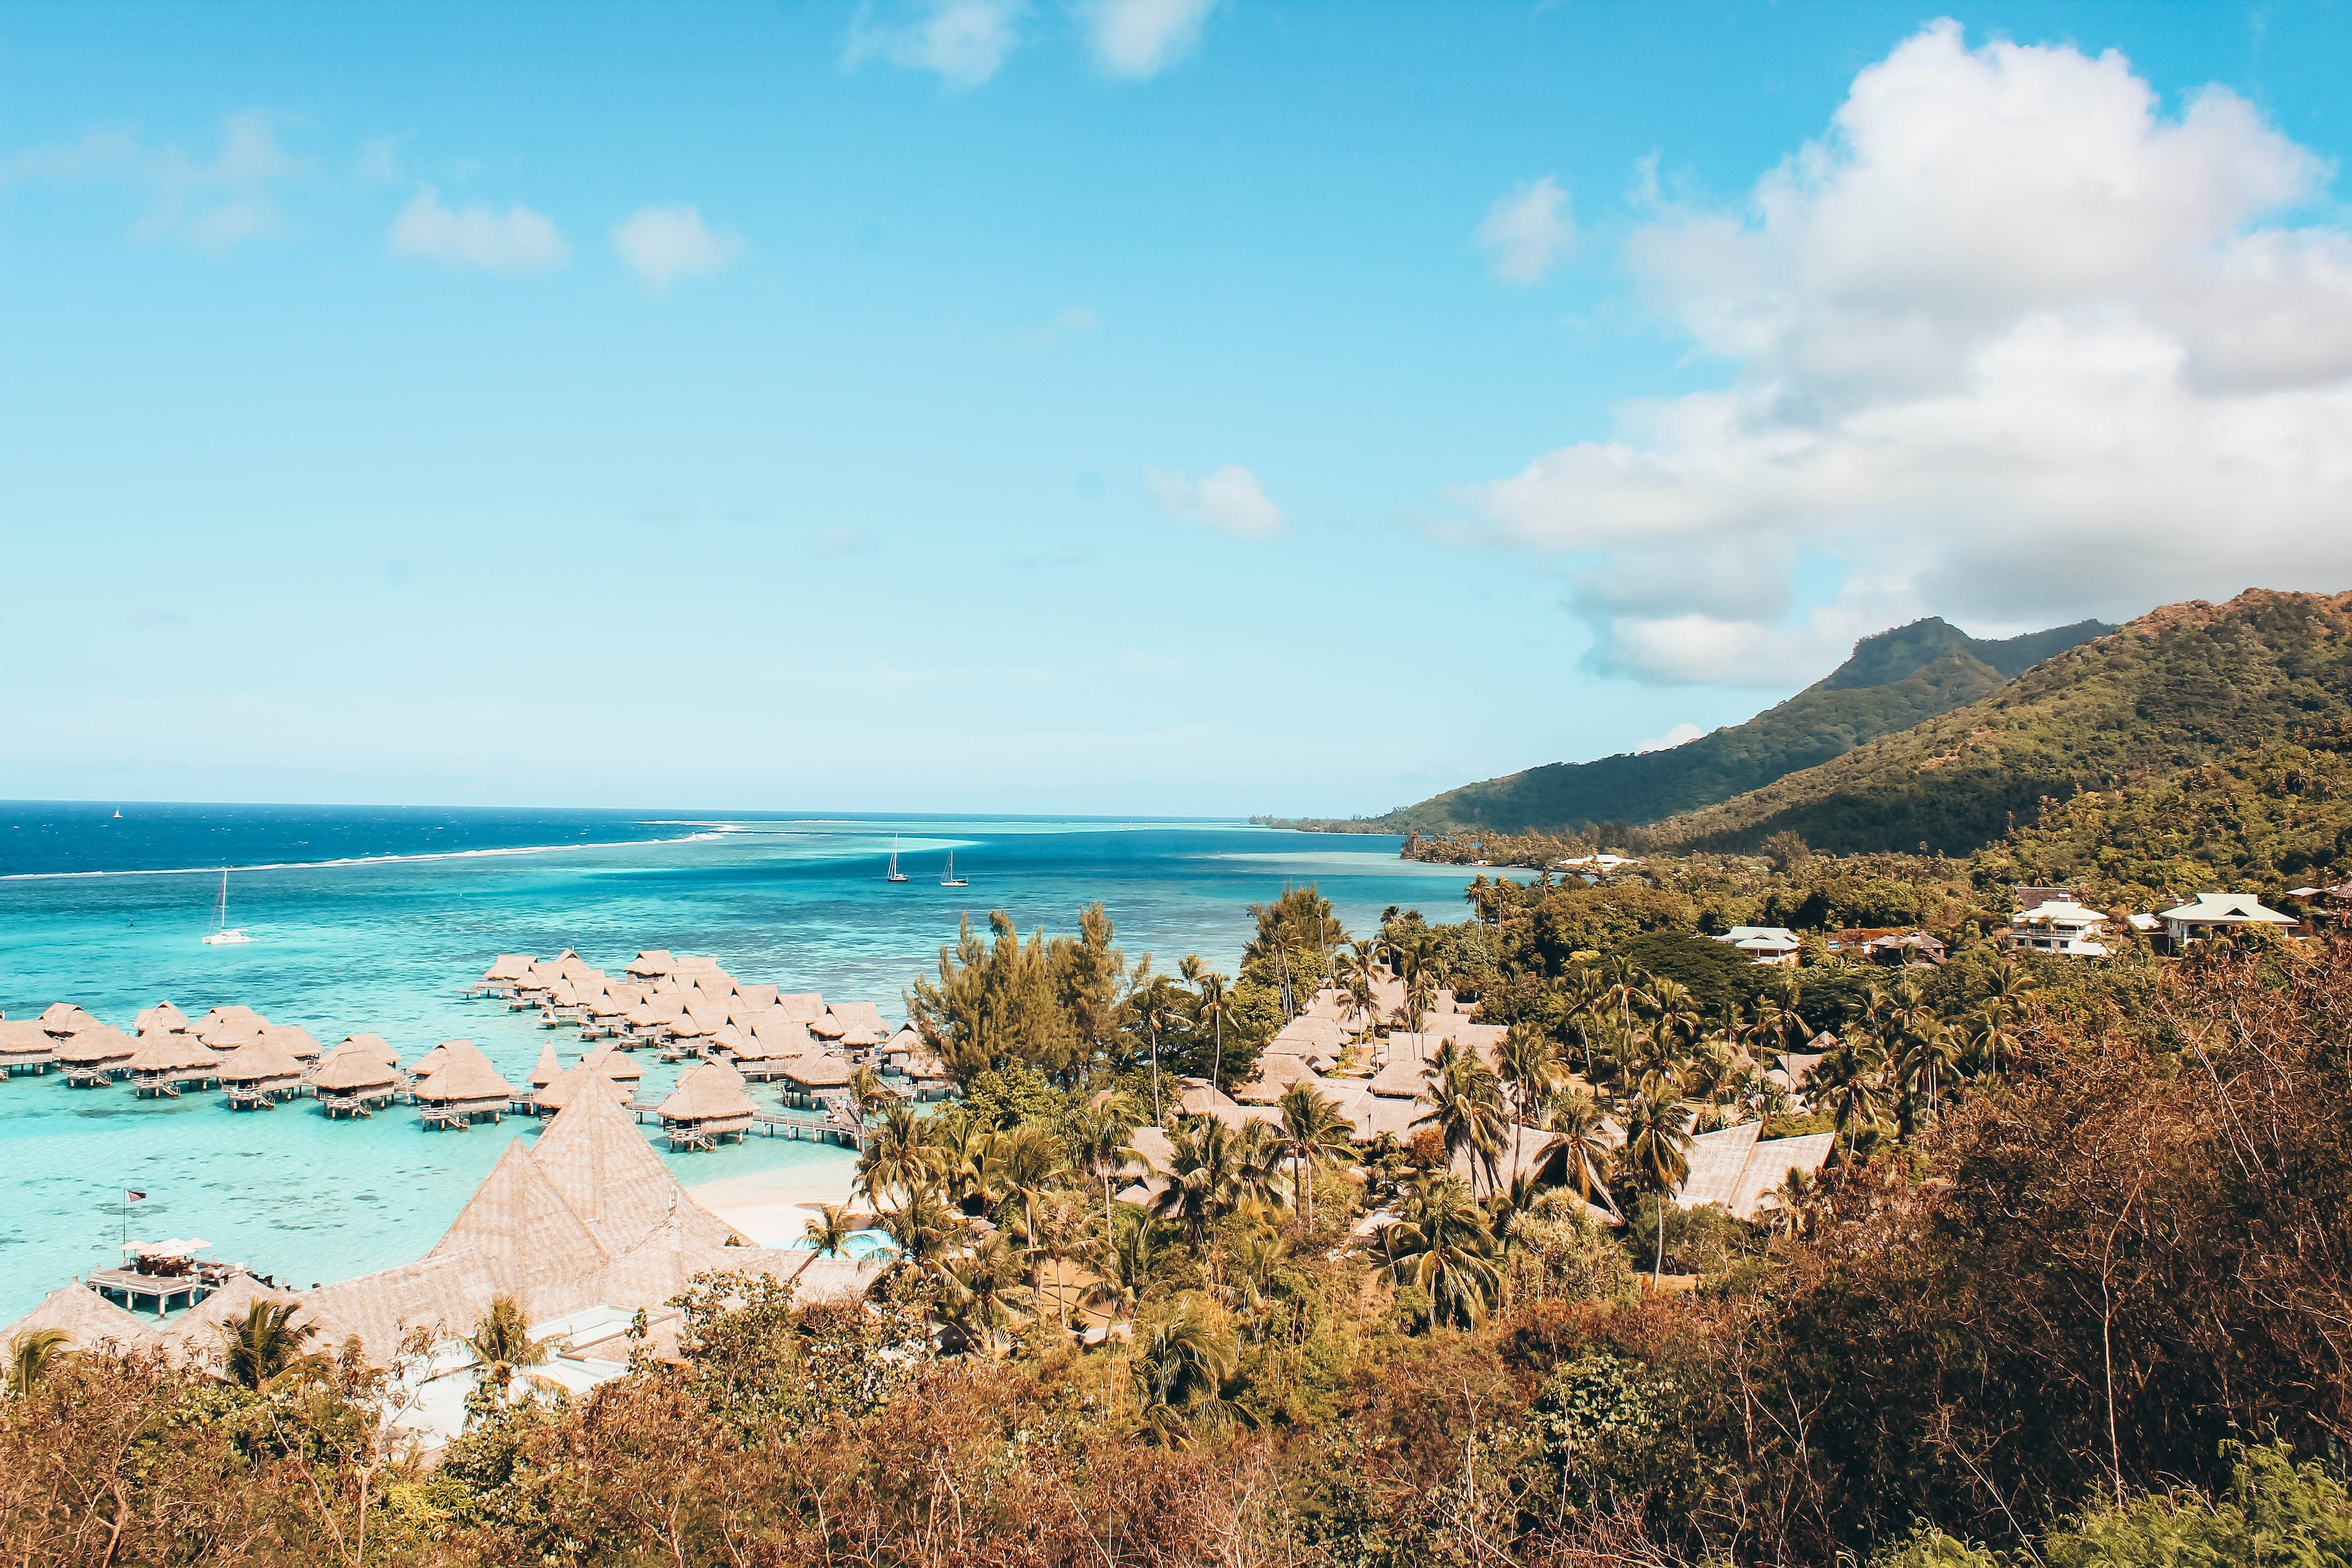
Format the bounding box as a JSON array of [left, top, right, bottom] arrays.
[[0, 806, 1505, 1321]]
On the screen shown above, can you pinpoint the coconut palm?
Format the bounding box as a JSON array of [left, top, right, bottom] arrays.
[[464, 1293, 557, 1399], [1272, 1080, 1356, 1226], [1413, 1040, 1508, 1194], [1084, 1204, 1157, 1325], [856, 1100, 938, 1210], [220, 1300, 321, 1391], [1131, 1296, 1238, 1447], [940, 1231, 1027, 1355], [1813, 1035, 1888, 1169], [1496, 1025, 1560, 1183], [1222, 1225, 1300, 1332], [1154, 1115, 1244, 1252], [1396, 965, 1436, 1036], [1376, 1171, 1503, 1330], [1070, 1096, 1146, 1238], [1893, 1017, 1960, 1137], [1617, 1082, 1693, 1287], [1230, 1119, 1291, 1219], [796, 1202, 860, 1278], [981, 1123, 1066, 1238], [1195, 971, 1233, 1091], [1544, 1088, 1619, 1217], [847, 1063, 892, 1117], [4, 1329, 70, 1399], [879, 1183, 966, 1275]]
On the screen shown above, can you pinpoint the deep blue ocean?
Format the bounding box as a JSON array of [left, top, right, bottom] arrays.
[[0, 804, 1495, 1320]]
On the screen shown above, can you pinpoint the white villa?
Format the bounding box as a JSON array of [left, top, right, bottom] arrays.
[[2158, 893, 2298, 948], [2006, 887, 2112, 958], [1714, 925, 1801, 967]]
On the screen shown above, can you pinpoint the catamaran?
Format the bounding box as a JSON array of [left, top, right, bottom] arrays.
[[885, 836, 909, 883], [939, 850, 968, 888], [201, 868, 253, 946]]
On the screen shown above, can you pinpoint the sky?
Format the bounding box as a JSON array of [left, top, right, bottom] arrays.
[[3, 1, 2349, 816]]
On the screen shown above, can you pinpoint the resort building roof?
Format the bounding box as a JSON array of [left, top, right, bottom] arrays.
[[311, 1045, 401, 1095], [135, 1001, 193, 1036], [4, 1284, 162, 1353], [56, 1023, 136, 1066], [338, 1033, 400, 1066], [530, 1044, 563, 1089], [412, 1040, 513, 1105], [658, 1061, 758, 1125], [215, 1034, 307, 1086]]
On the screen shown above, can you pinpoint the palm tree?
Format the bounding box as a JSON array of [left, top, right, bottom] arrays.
[[1272, 1081, 1355, 1227], [1544, 1089, 1619, 1217], [856, 1099, 938, 1210], [879, 1183, 966, 1275], [1617, 1082, 1693, 1287], [1195, 970, 1232, 1091], [1230, 1119, 1291, 1220], [1894, 1018, 1959, 1137], [1496, 1025, 1560, 1184], [1153, 1115, 1243, 1252], [847, 1063, 892, 1117], [220, 1299, 320, 1390], [797, 1203, 859, 1277], [981, 1124, 1066, 1240], [1085, 1204, 1156, 1325], [1070, 1096, 1146, 1240], [1813, 1035, 1887, 1170], [1131, 1296, 1238, 1447], [464, 1293, 556, 1400], [1375, 1171, 1502, 1330], [1413, 1040, 1508, 1194], [1397, 965, 1436, 1036], [1130, 967, 1189, 1123], [941, 1231, 1027, 1355], [1597, 956, 1652, 1042], [4, 1329, 70, 1398]]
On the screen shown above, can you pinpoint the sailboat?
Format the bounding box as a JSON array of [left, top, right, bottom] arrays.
[[884, 836, 908, 883], [939, 851, 968, 888], [200, 868, 253, 946]]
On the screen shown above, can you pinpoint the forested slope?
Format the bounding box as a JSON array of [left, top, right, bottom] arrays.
[[1648, 589, 2352, 855]]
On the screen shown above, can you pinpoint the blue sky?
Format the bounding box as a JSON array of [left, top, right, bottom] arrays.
[[4, 1, 2349, 815]]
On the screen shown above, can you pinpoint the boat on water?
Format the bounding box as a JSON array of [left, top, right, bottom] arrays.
[[200, 868, 253, 946], [885, 836, 908, 883], [939, 850, 968, 889]]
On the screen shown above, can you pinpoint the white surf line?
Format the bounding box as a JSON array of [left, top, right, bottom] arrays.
[[0, 830, 727, 882]]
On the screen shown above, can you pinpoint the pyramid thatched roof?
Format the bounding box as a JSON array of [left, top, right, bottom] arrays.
[[128, 1030, 216, 1074], [215, 1034, 307, 1086], [1268, 1015, 1346, 1058], [1233, 1052, 1321, 1102], [413, 1040, 513, 1105], [730, 983, 778, 1010], [196, 1004, 267, 1034], [624, 950, 675, 977], [482, 954, 535, 982], [532, 1064, 633, 1114], [56, 1023, 135, 1066], [198, 1017, 266, 1052], [749, 1017, 815, 1057], [406, 1042, 452, 1079], [37, 1002, 98, 1035], [530, 1044, 562, 1089], [260, 1023, 323, 1060], [0, 1020, 56, 1058], [135, 1001, 193, 1036], [778, 1052, 853, 1089], [774, 991, 826, 1024], [806, 1013, 847, 1040], [339, 1033, 400, 1066], [625, 994, 685, 1028], [659, 1061, 756, 1125], [581, 1043, 641, 1084], [535, 1084, 746, 1254], [1368, 1056, 1432, 1099], [3, 1284, 161, 1353], [312, 1045, 400, 1095]]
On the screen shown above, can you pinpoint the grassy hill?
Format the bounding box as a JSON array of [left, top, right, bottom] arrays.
[[1305, 616, 2108, 836], [1647, 589, 2352, 856]]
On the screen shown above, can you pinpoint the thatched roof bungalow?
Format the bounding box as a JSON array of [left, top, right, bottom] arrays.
[[1232, 1051, 1323, 1103], [260, 1022, 324, 1061], [3, 1284, 162, 1353], [37, 1002, 98, 1036], [774, 991, 826, 1024], [58, 1023, 137, 1082], [777, 1051, 854, 1107], [624, 949, 676, 978], [134, 1001, 193, 1036], [0, 1019, 59, 1075], [217, 1035, 308, 1104], [128, 1030, 219, 1096], [532, 1063, 633, 1116], [656, 1061, 758, 1148], [413, 1040, 514, 1127], [312, 1044, 402, 1115]]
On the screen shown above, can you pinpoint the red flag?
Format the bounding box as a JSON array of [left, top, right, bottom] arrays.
[[125, 1190, 146, 1202]]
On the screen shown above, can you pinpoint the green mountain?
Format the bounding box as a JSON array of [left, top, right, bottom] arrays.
[[1649, 589, 2352, 856], [1325, 615, 2110, 836]]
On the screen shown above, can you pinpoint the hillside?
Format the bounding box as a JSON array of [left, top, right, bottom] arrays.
[[1647, 588, 2352, 856], [1306, 616, 2108, 836]]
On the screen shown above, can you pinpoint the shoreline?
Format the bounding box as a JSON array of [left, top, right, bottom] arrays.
[[689, 1159, 863, 1247]]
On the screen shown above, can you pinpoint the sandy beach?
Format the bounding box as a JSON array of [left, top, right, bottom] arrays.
[[689, 1157, 863, 1247]]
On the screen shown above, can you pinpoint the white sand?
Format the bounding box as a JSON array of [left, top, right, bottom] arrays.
[[689, 1161, 862, 1247]]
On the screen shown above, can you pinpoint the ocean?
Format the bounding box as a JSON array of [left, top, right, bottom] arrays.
[[0, 803, 1495, 1321]]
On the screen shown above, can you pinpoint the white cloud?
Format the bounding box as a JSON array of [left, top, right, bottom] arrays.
[[4, 111, 301, 250], [1477, 175, 1574, 284], [390, 187, 569, 273], [1458, 21, 2352, 685], [1078, 0, 1216, 77], [612, 204, 744, 291], [1632, 722, 1704, 754], [845, 0, 1027, 88], [1145, 463, 1286, 540]]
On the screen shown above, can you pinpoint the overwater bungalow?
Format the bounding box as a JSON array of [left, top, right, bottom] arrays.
[[475, 954, 534, 997], [774, 991, 826, 1024], [827, 1000, 889, 1045], [413, 1040, 514, 1128], [528, 1043, 563, 1093], [581, 1043, 643, 1093], [710, 1023, 787, 1081], [623, 993, 684, 1044], [38, 1002, 99, 1037], [904, 1048, 957, 1102], [260, 1022, 324, 1061], [0, 1019, 60, 1076], [217, 1035, 308, 1107], [311, 1044, 401, 1116], [196, 1011, 267, 1052], [336, 1032, 401, 1066], [777, 1051, 854, 1108], [134, 1001, 194, 1036], [128, 1031, 220, 1096], [656, 1060, 758, 1149], [806, 1010, 849, 1045], [59, 1023, 137, 1084], [529, 1062, 627, 1116], [624, 948, 676, 978], [729, 982, 780, 1011]]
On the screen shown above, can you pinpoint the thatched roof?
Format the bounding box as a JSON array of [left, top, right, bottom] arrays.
[[311, 1045, 401, 1094], [1, 1284, 161, 1353], [882, 1027, 923, 1056], [1267, 1015, 1346, 1058], [1233, 1052, 1321, 1102], [260, 1023, 323, 1060], [778, 1052, 853, 1089], [0, 1020, 56, 1058], [339, 1033, 400, 1066], [774, 991, 826, 1024], [196, 1004, 267, 1035], [197, 1017, 266, 1051], [659, 1061, 758, 1125], [127, 1030, 216, 1074], [707, 1024, 760, 1061], [1368, 1056, 1431, 1099], [624, 950, 676, 977], [534, 1082, 746, 1254], [581, 1043, 642, 1085], [406, 1042, 452, 1079], [482, 955, 534, 982], [532, 1064, 632, 1113], [530, 1044, 562, 1089], [1729, 1133, 1834, 1220], [56, 1023, 135, 1066], [668, 1003, 727, 1038], [37, 1002, 98, 1035], [749, 1018, 815, 1058], [413, 1040, 513, 1105], [160, 1275, 302, 1367], [135, 1001, 193, 1035], [215, 1034, 307, 1086], [625, 995, 685, 1028], [806, 1013, 848, 1040], [730, 983, 779, 1010]]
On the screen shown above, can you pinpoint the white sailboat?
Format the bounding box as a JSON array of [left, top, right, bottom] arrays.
[[200, 868, 253, 946], [939, 850, 968, 888], [885, 836, 908, 883]]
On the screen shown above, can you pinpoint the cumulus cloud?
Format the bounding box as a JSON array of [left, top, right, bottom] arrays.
[[1078, 0, 1216, 77], [612, 204, 744, 291], [390, 187, 569, 273], [845, 0, 1027, 88], [1458, 21, 2352, 685], [1146, 463, 1286, 540], [1477, 175, 1573, 284], [1632, 722, 1704, 754], [3, 110, 301, 249]]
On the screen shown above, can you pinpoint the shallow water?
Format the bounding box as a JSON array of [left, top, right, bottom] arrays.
[[0, 806, 1496, 1320]]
